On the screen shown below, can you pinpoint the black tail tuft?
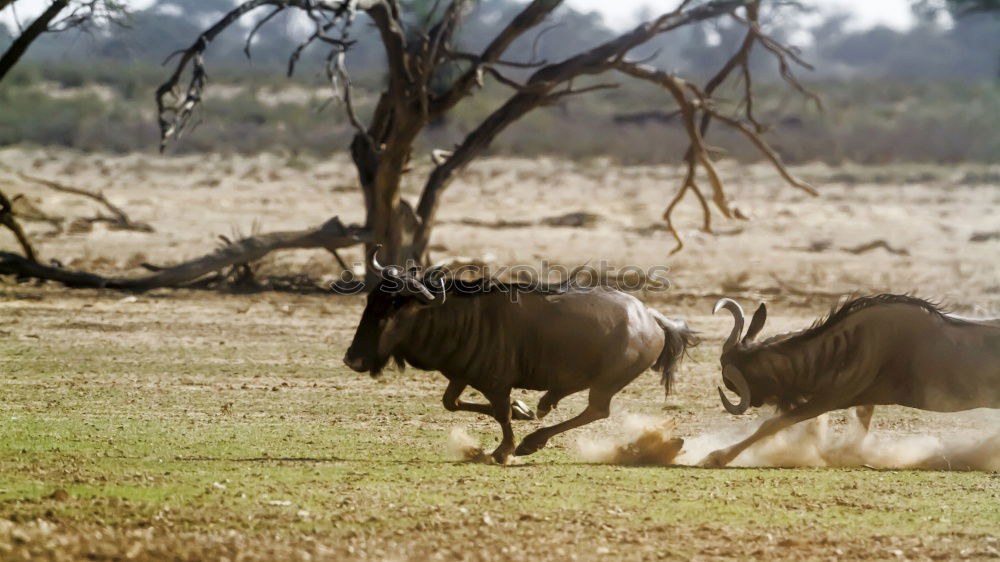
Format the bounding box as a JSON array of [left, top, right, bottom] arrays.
[[650, 311, 699, 397]]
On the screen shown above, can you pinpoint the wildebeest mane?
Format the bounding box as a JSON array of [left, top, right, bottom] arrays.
[[444, 277, 569, 298], [762, 294, 969, 347]]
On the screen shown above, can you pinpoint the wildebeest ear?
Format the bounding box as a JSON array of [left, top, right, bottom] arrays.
[[743, 303, 767, 342]]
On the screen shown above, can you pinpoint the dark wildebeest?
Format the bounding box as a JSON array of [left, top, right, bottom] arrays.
[[343, 249, 697, 464], [701, 294, 1000, 467]]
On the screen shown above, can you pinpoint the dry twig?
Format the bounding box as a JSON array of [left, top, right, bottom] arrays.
[[843, 240, 910, 257], [17, 172, 154, 233]]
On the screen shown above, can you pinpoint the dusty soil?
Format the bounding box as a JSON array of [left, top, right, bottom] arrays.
[[1, 148, 998, 560]]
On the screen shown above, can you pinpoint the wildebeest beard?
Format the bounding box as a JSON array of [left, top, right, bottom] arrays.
[[344, 281, 416, 378]]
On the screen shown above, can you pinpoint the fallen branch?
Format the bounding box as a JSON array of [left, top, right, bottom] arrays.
[[0, 216, 368, 291], [449, 211, 602, 230], [842, 240, 909, 257], [767, 273, 857, 299], [970, 231, 1000, 243], [17, 172, 154, 233]]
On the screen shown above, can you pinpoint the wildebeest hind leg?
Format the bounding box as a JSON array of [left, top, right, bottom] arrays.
[[514, 388, 613, 456]]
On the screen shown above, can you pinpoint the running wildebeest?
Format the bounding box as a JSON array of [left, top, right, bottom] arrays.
[[343, 248, 697, 464], [702, 294, 1000, 467]]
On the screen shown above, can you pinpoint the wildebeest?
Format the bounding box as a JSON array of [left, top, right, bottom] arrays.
[[701, 294, 1000, 467], [343, 249, 697, 464]]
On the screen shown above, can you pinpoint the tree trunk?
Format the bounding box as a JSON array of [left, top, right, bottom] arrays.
[[350, 99, 427, 279]]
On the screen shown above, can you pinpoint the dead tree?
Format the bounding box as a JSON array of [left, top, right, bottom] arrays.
[[156, 0, 816, 264], [2, 0, 819, 289]]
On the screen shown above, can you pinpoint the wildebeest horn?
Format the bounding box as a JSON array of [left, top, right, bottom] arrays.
[[714, 298, 745, 353], [718, 364, 751, 415], [405, 276, 446, 306], [410, 279, 434, 301], [423, 264, 446, 288], [367, 245, 386, 273]]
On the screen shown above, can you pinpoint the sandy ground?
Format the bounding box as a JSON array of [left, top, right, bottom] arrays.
[[2, 147, 999, 308]]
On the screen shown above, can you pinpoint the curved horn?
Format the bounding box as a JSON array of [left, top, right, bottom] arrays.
[[410, 279, 435, 301], [717, 364, 751, 415], [367, 245, 386, 274], [713, 297, 745, 353], [406, 277, 445, 306], [423, 264, 446, 290]]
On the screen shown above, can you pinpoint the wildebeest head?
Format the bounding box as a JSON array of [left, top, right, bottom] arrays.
[[343, 247, 445, 377], [714, 297, 771, 415]]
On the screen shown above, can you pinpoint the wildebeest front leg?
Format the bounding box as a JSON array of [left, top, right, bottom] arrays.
[[514, 388, 613, 456], [536, 389, 572, 420], [442, 380, 493, 417], [489, 391, 516, 465], [699, 399, 838, 468]]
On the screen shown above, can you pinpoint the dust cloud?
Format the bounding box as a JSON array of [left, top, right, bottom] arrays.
[[576, 412, 1000, 471], [446, 427, 496, 464], [575, 414, 685, 466]]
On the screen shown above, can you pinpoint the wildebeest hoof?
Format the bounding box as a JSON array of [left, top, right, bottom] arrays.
[[536, 402, 556, 420], [514, 435, 547, 456], [491, 447, 515, 465], [512, 399, 535, 420], [699, 450, 731, 468]]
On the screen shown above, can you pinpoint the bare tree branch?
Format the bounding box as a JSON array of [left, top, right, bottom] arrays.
[[0, 0, 69, 82], [1, 1, 125, 82], [699, 108, 817, 196], [733, 11, 821, 109], [601, 1, 819, 253], [0, 188, 37, 263], [430, 0, 563, 115], [482, 66, 531, 91], [244, 6, 285, 58], [545, 82, 619, 102], [156, 0, 357, 151], [410, 0, 749, 258], [443, 49, 547, 69], [616, 57, 816, 253]]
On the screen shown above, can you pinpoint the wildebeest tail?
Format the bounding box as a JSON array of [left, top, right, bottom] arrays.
[[650, 310, 699, 397]]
